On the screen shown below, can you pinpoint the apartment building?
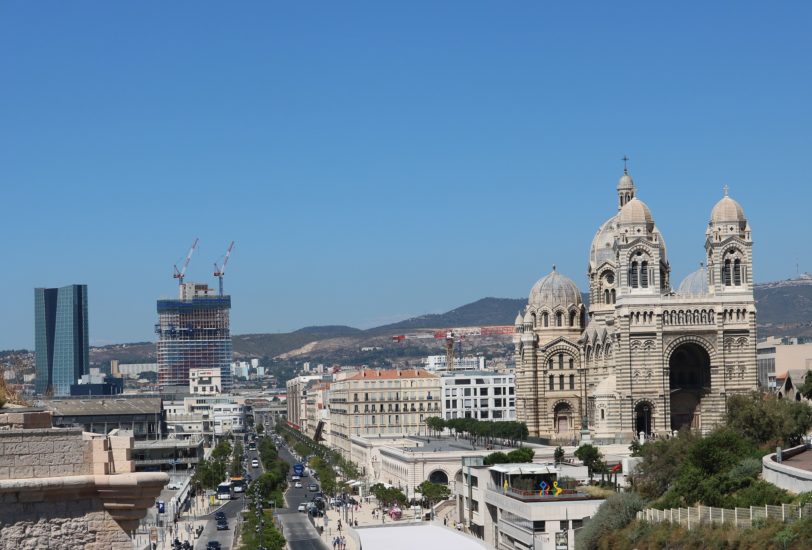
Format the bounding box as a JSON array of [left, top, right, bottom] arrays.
[[440, 371, 516, 421], [329, 368, 440, 458]]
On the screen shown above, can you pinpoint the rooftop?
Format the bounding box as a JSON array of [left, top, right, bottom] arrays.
[[356, 524, 486, 550], [346, 369, 437, 381], [45, 397, 162, 416]]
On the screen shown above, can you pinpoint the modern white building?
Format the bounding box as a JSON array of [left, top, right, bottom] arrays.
[[424, 355, 486, 372], [189, 367, 223, 395], [113, 362, 159, 379], [440, 371, 516, 422], [163, 395, 246, 443], [456, 460, 603, 549]]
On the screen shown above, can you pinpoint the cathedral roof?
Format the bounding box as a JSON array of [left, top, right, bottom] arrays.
[[590, 214, 619, 268], [528, 267, 582, 311], [617, 170, 635, 191], [710, 190, 747, 226], [618, 197, 654, 226], [677, 265, 709, 295], [591, 374, 617, 397]]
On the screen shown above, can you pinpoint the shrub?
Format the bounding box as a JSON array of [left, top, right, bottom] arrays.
[[575, 492, 646, 550]]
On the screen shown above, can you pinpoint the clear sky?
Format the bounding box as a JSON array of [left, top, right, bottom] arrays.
[[1, 2, 810, 349]]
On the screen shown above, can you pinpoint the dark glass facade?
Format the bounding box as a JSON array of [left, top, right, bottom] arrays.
[[34, 284, 90, 396]]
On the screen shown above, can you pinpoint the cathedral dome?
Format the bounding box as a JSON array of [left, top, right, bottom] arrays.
[[677, 265, 709, 295], [711, 193, 746, 225], [618, 197, 654, 225], [529, 267, 583, 311], [590, 215, 618, 268], [617, 171, 635, 191]]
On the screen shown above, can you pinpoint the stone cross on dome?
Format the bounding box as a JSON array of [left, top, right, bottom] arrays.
[[622, 155, 630, 174], [723, 184, 729, 196]]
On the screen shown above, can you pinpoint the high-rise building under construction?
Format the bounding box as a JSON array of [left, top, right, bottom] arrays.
[[156, 282, 233, 392]]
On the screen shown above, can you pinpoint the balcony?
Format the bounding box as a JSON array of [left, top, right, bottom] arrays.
[[487, 483, 588, 503]]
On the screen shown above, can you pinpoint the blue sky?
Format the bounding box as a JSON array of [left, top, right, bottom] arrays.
[[1, 2, 810, 349]]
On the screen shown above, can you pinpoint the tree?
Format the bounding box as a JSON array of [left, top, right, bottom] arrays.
[[574, 444, 603, 481], [726, 393, 812, 447], [554, 446, 565, 463], [257, 422, 265, 434], [417, 481, 451, 519]]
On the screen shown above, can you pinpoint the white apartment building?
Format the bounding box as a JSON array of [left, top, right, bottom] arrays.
[[190, 367, 223, 395], [163, 395, 246, 444], [456, 460, 603, 550], [441, 371, 516, 421], [423, 355, 486, 372], [286, 374, 329, 429], [212, 402, 246, 436], [329, 369, 441, 459]]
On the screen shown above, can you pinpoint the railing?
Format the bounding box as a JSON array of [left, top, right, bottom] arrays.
[[487, 484, 586, 502], [638, 504, 812, 529]]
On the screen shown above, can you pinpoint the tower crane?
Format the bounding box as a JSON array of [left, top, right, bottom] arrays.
[[392, 325, 514, 370], [173, 238, 199, 286], [213, 241, 235, 296]]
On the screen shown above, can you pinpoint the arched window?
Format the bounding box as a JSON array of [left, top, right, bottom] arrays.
[[556, 312, 563, 327], [542, 312, 549, 327], [604, 289, 610, 304], [723, 259, 732, 286], [600, 409, 605, 420], [630, 261, 639, 288], [559, 375, 564, 390], [733, 259, 742, 286], [531, 312, 536, 327], [569, 358, 574, 369], [569, 375, 575, 390], [559, 354, 564, 369], [548, 359, 554, 370], [640, 261, 649, 288], [611, 289, 616, 304], [549, 375, 554, 391], [569, 311, 577, 326]]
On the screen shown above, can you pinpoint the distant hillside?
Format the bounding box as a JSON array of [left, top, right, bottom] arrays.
[[367, 297, 527, 334], [26, 276, 812, 365]]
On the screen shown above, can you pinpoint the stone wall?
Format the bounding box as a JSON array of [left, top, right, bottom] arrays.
[[0, 410, 166, 549]]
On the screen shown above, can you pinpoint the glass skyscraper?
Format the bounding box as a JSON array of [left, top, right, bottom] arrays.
[[35, 284, 90, 396]]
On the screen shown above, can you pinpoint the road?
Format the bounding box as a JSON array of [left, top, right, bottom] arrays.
[[275, 442, 328, 550], [194, 445, 265, 549]]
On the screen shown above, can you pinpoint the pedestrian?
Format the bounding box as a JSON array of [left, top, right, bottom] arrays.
[[342, 535, 346, 549], [332, 537, 338, 550], [443, 517, 447, 526]]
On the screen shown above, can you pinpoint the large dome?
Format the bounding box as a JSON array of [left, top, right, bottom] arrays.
[[590, 214, 618, 268], [711, 194, 746, 225], [677, 265, 709, 295], [618, 197, 654, 225], [529, 267, 583, 311]]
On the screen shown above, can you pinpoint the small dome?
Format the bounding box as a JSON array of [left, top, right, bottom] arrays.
[[590, 215, 618, 267], [529, 267, 583, 311], [617, 170, 635, 191], [618, 197, 654, 225], [677, 265, 709, 295], [711, 192, 746, 225], [514, 311, 524, 326]]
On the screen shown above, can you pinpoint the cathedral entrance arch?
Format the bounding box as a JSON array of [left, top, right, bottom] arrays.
[[553, 402, 573, 436], [634, 401, 653, 437], [668, 342, 711, 431]]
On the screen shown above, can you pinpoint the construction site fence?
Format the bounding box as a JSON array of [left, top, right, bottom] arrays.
[[637, 503, 812, 530]]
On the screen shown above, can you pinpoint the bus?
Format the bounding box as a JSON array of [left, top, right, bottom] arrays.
[[293, 463, 305, 477], [216, 482, 234, 500], [230, 477, 246, 494]]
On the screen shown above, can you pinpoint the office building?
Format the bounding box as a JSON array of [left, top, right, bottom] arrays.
[[156, 282, 233, 392], [440, 371, 515, 421], [423, 355, 486, 372], [34, 284, 89, 396]]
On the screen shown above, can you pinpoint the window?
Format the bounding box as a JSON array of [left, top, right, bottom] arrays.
[[480, 388, 488, 396], [630, 261, 639, 288], [549, 375, 554, 391], [640, 261, 649, 288], [509, 387, 514, 395], [723, 259, 732, 286], [569, 375, 575, 390], [734, 259, 742, 286], [542, 312, 549, 327], [548, 359, 554, 370], [556, 312, 563, 327], [559, 375, 564, 390], [569, 358, 574, 369], [480, 411, 489, 419], [559, 354, 564, 369]]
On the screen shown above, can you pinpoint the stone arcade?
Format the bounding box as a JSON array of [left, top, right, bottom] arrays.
[[514, 169, 757, 441]]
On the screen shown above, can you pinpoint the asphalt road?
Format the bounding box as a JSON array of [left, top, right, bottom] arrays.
[[194, 446, 265, 550], [275, 442, 328, 550]]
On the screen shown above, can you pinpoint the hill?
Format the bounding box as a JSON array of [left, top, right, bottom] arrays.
[[26, 276, 812, 366]]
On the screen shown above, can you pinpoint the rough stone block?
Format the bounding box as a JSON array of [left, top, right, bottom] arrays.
[[107, 435, 134, 450], [12, 465, 33, 478], [92, 462, 110, 475]]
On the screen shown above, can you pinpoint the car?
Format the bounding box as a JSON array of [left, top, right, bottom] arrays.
[[216, 520, 228, 531], [167, 482, 182, 490], [251, 459, 259, 468], [297, 503, 307, 512], [291, 475, 301, 481], [214, 511, 226, 521], [294, 482, 302, 488], [308, 484, 319, 492], [207, 542, 222, 550]]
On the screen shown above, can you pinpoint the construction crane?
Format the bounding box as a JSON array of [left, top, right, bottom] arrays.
[[392, 325, 514, 370], [213, 241, 235, 296], [173, 238, 199, 286]]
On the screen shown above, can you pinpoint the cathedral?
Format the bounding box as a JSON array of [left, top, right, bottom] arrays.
[[514, 168, 757, 441]]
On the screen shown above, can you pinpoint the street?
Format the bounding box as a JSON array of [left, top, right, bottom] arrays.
[[274, 441, 329, 550]]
